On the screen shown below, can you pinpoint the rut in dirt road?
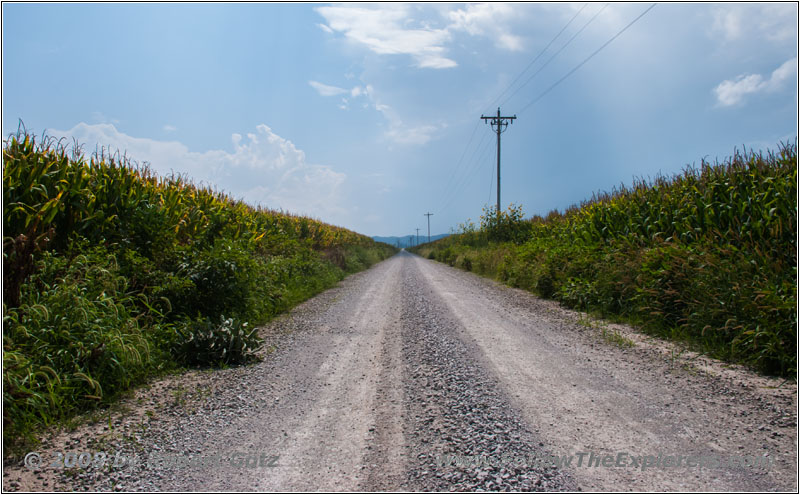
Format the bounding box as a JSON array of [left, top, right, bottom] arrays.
[[6, 251, 796, 492]]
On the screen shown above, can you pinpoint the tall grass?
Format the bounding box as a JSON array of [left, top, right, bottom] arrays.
[[413, 142, 796, 377], [3, 129, 397, 448]]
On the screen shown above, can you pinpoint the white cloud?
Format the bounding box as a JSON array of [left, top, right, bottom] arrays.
[[316, 4, 457, 69], [710, 4, 797, 44], [47, 123, 349, 222], [309, 80, 348, 97], [714, 58, 797, 106], [711, 8, 742, 42], [385, 123, 441, 146], [310, 80, 369, 110], [357, 84, 443, 146], [315, 3, 534, 70], [771, 58, 797, 85], [163, 124, 177, 132], [447, 3, 524, 51]]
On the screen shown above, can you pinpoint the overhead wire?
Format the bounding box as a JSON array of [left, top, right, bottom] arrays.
[[488, 152, 495, 207], [437, 131, 493, 213], [435, 4, 595, 216], [499, 3, 609, 109], [485, 3, 589, 113], [517, 3, 657, 115], [437, 131, 496, 214], [433, 119, 483, 213], [436, 130, 491, 212]]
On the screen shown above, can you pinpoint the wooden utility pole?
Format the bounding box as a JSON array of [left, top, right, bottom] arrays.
[[481, 107, 516, 213], [415, 228, 420, 246], [424, 212, 433, 243]]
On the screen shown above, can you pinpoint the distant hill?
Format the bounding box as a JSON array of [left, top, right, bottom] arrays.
[[373, 233, 449, 248]]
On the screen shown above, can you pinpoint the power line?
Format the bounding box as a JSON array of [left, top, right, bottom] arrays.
[[486, 3, 589, 112], [518, 3, 657, 115], [500, 3, 609, 109], [444, 134, 492, 209], [436, 130, 493, 213], [434, 119, 482, 212], [434, 120, 484, 213], [488, 153, 495, 207], [434, 4, 593, 216], [437, 131, 496, 214]]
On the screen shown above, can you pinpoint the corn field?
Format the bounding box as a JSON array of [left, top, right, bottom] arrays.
[[558, 144, 795, 266]]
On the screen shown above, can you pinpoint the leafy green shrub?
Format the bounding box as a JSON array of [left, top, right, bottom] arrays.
[[535, 263, 558, 299], [280, 252, 339, 303], [557, 277, 599, 311], [480, 203, 532, 244], [170, 240, 277, 322], [172, 316, 263, 367], [342, 245, 382, 273], [436, 247, 455, 266], [4, 247, 152, 443]]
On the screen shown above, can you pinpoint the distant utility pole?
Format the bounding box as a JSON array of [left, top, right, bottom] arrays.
[[424, 212, 433, 243], [481, 107, 516, 213], [415, 228, 420, 246]]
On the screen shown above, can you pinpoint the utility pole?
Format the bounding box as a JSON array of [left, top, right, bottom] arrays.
[[481, 107, 516, 213], [415, 228, 420, 246], [424, 212, 433, 243]]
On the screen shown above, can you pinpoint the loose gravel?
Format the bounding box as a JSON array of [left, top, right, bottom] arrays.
[[399, 260, 575, 491]]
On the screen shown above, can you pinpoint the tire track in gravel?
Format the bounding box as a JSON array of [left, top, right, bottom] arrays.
[[158, 252, 408, 491], [398, 253, 576, 491], [412, 253, 797, 491]]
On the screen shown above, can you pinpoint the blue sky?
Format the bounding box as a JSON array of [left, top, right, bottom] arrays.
[[3, 2, 797, 237]]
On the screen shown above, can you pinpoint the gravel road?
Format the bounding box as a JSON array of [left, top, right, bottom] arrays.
[[4, 251, 796, 491]]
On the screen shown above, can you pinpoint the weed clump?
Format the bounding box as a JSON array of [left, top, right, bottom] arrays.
[[173, 316, 262, 367]]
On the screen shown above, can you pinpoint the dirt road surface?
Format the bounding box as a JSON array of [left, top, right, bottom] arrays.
[[4, 251, 796, 491]]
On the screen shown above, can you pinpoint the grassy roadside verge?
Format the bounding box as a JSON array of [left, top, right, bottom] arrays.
[[3, 131, 397, 451], [411, 143, 796, 378]]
